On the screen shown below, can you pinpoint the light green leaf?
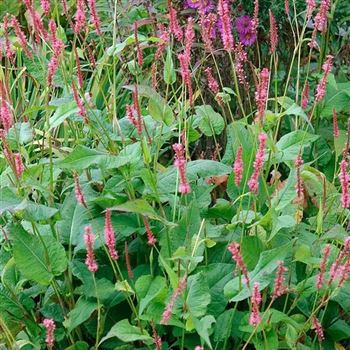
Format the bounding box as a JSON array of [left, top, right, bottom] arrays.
[[193, 315, 216, 350], [164, 49, 176, 85], [111, 199, 157, 217], [186, 273, 211, 318], [11, 224, 67, 285], [224, 241, 292, 302], [196, 105, 225, 136], [100, 319, 152, 345], [63, 297, 97, 333], [49, 100, 78, 130], [7, 122, 34, 145]]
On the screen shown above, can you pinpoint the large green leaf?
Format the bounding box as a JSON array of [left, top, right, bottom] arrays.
[[224, 241, 292, 302], [111, 199, 157, 217], [100, 319, 152, 345], [164, 49, 176, 85], [49, 100, 78, 130], [157, 160, 232, 194], [124, 85, 174, 125], [11, 224, 67, 285], [275, 130, 319, 162], [63, 297, 97, 333], [195, 105, 225, 136], [59, 143, 140, 170], [0, 188, 22, 214]]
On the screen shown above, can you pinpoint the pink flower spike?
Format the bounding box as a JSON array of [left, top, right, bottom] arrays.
[[301, 81, 309, 110], [41, 0, 50, 16], [168, 5, 183, 41], [333, 108, 339, 138], [218, 0, 234, 51], [252, 0, 259, 34], [84, 226, 98, 273], [249, 282, 262, 326], [273, 261, 288, 298], [160, 277, 187, 324], [339, 159, 350, 209], [233, 146, 243, 187], [11, 16, 32, 58], [316, 244, 330, 289], [173, 143, 191, 194], [306, 0, 316, 18], [88, 0, 101, 35], [43, 318, 55, 349], [269, 10, 278, 54], [228, 242, 250, 286], [295, 154, 304, 199], [315, 55, 333, 103], [248, 133, 267, 194], [74, 0, 86, 34], [134, 22, 143, 66], [312, 316, 324, 342], [205, 67, 219, 95], [105, 209, 119, 260], [255, 68, 270, 122], [314, 0, 331, 33], [143, 216, 157, 246], [14, 153, 24, 179], [74, 173, 87, 207]]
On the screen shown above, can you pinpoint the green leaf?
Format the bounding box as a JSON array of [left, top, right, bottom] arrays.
[[193, 315, 216, 350], [241, 236, 265, 269], [157, 160, 232, 194], [63, 297, 97, 333], [64, 341, 89, 350], [269, 214, 296, 242], [7, 122, 34, 145], [326, 319, 350, 341], [49, 100, 78, 130], [124, 85, 174, 125], [59, 143, 140, 170], [111, 199, 157, 217], [164, 49, 176, 85], [135, 275, 167, 316], [196, 105, 225, 136], [275, 131, 319, 162], [0, 188, 22, 214], [100, 319, 152, 345], [11, 224, 67, 285], [186, 272, 211, 318], [224, 241, 292, 302]]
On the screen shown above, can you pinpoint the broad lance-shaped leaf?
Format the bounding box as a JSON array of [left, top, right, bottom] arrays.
[[195, 105, 225, 136], [123, 84, 174, 125], [111, 199, 157, 218], [59, 143, 141, 170], [11, 224, 67, 285], [63, 297, 97, 333], [99, 319, 152, 345], [158, 160, 232, 194], [224, 241, 293, 302], [275, 130, 319, 162]]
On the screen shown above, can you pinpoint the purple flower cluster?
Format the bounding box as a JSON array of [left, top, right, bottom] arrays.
[[236, 15, 256, 46], [185, 0, 213, 12]]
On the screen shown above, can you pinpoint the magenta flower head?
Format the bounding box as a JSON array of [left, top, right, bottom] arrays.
[[43, 318, 55, 349], [185, 0, 213, 12], [236, 16, 256, 46]]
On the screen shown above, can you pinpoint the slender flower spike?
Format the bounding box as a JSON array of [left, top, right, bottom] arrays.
[[199, 12, 217, 52], [161, 278, 187, 324], [306, 0, 316, 18], [339, 159, 350, 209], [143, 216, 157, 246], [314, 0, 331, 33], [255, 68, 270, 122], [41, 0, 50, 16], [269, 10, 278, 54], [72, 82, 87, 119], [178, 53, 193, 105], [233, 146, 243, 187], [218, 0, 234, 51], [84, 226, 98, 273], [134, 22, 143, 66], [285, 0, 289, 16], [155, 24, 170, 60], [301, 81, 310, 110], [228, 242, 250, 286], [74, 0, 86, 34], [315, 55, 333, 103], [74, 46, 84, 89], [152, 327, 162, 350], [234, 43, 249, 86], [132, 87, 143, 135], [173, 143, 191, 194], [43, 319, 55, 349], [249, 282, 262, 326], [74, 173, 87, 207], [184, 17, 195, 56], [295, 154, 304, 199], [88, 0, 101, 35], [125, 241, 133, 279], [312, 316, 325, 342], [205, 67, 219, 95], [11, 17, 32, 58], [273, 261, 288, 298], [104, 209, 119, 260], [248, 133, 267, 194], [252, 0, 259, 34], [333, 108, 339, 138], [168, 5, 183, 41], [14, 153, 24, 179], [0, 97, 12, 132], [316, 244, 331, 289]]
